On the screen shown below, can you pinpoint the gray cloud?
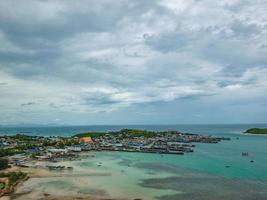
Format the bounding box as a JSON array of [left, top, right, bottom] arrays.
[[230, 20, 261, 37], [21, 102, 36, 107], [144, 31, 192, 53], [84, 96, 120, 106], [0, 0, 266, 125]]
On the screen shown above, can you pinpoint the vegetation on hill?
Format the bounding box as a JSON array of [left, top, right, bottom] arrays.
[[244, 128, 267, 135], [119, 129, 155, 138], [73, 132, 108, 138], [73, 129, 180, 139], [9, 134, 33, 141]]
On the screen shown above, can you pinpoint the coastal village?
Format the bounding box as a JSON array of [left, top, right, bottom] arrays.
[[0, 129, 230, 197]]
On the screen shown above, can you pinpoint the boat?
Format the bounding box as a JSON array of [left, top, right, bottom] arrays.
[[242, 152, 249, 156]]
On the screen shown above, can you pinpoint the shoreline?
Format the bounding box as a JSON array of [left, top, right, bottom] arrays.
[[2, 148, 267, 200], [2, 152, 180, 200], [243, 133, 267, 136], [1, 160, 128, 200]]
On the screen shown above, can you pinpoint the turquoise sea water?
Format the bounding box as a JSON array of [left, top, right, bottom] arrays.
[[1, 124, 267, 136], [3, 124, 267, 199]]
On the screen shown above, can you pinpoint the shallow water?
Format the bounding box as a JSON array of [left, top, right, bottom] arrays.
[[6, 124, 267, 199], [14, 148, 267, 200]]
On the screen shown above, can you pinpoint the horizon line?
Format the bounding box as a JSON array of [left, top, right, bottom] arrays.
[[1, 123, 267, 128]]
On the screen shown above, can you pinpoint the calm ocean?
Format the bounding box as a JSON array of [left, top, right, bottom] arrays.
[[1, 124, 267, 136]]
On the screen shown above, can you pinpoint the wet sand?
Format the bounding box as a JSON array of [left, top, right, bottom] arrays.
[[9, 154, 176, 200], [6, 150, 267, 200]]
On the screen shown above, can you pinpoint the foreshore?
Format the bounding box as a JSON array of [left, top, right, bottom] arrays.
[[1, 145, 267, 200], [0, 129, 231, 200], [1, 157, 145, 200], [1, 164, 113, 200]]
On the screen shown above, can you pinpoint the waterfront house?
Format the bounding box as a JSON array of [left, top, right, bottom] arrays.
[[68, 146, 82, 152], [81, 137, 93, 143]]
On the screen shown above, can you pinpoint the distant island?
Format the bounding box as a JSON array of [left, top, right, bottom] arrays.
[[244, 128, 267, 135]]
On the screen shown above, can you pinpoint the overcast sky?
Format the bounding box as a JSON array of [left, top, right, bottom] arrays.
[[0, 0, 267, 125]]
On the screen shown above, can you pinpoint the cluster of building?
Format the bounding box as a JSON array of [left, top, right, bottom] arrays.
[[0, 135, 82, 166], [0, 130, 230, 167]]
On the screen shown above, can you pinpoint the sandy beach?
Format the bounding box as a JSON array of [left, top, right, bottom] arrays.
[[3, 153, 179, 200], [2, 149, 266, 200], [0, 196, 10, 200]]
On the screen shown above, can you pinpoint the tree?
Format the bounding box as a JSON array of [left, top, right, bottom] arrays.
[[0, 158, 8, 170]]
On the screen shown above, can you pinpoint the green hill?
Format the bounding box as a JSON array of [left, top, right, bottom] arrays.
[[244, 128, 267, 135], [73, 129, 158, 138]]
